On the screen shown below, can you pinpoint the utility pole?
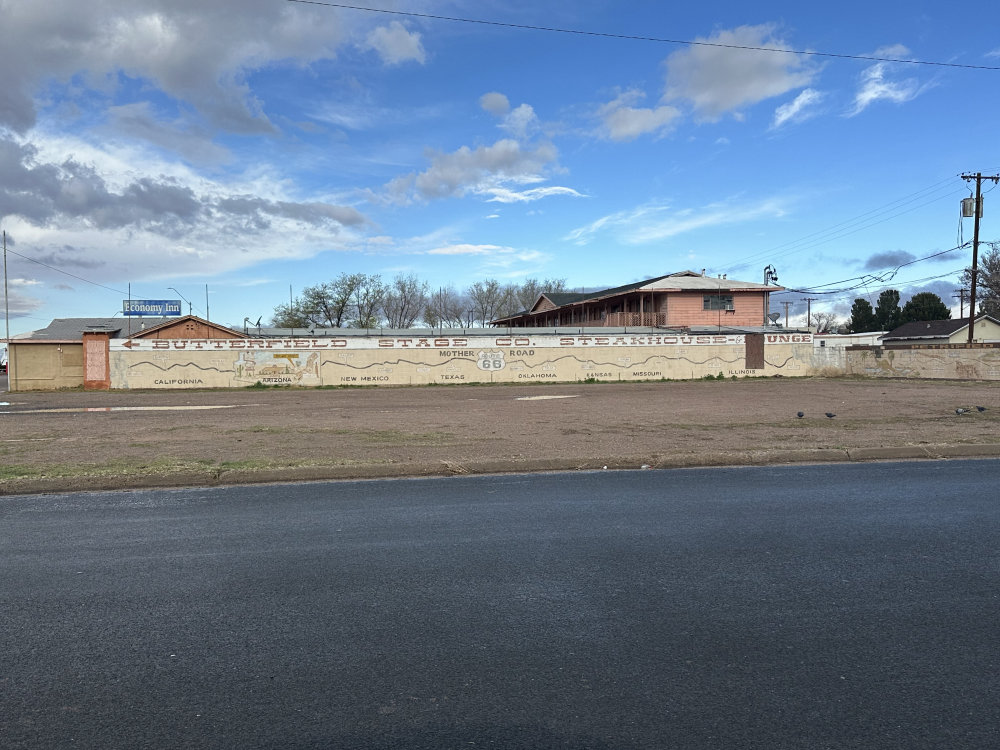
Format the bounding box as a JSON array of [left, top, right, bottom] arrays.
[[800, 297, 817, 329], [961, 172, 1000, 344], [781, 300, 792, 327], [763, 265, 779, 325], [3, 231, 9, 379], [953, 288, 969, 319]]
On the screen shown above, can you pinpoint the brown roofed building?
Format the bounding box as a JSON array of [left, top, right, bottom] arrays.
[[5, 315, 243, 391], [490, 270, 784, 329], [881, 315, 1000, 346]]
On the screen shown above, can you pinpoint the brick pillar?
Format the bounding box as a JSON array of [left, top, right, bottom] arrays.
[[83, 331, 111, 390]]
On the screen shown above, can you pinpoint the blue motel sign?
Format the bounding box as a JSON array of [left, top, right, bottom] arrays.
[[123, 299, 183, 316]]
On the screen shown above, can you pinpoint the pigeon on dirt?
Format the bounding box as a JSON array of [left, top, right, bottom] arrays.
[[825, 412, 836, 419], [797, 411, 805, 418], [976, 406, 987, 412], [956, 408, 968, 415]]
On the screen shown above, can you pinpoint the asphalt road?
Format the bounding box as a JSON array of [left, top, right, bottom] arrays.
[[3, 462, 999, 749]]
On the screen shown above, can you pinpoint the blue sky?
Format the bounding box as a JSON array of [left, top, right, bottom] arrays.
[[2, 0, 999, 335]]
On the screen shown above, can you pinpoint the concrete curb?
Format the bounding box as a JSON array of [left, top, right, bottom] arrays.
[[848, 446, 932, 461], [5, 445, 1000, 496]]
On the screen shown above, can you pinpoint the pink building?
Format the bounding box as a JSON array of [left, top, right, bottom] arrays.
[[491, 271, 784, 329]]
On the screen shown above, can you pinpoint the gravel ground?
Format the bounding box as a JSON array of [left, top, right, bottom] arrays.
[[2, 377, 1000, 494]]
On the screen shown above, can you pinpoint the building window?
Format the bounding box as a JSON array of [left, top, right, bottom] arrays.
[[703, 294, 734, 311]]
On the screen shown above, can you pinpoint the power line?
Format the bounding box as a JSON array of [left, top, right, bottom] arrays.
[[721, 178, 965, 274], [775, 267, 969, 308], [2, 245, 133, 297], [286, 0, 1000, 71], [773, 242, 973, 297]]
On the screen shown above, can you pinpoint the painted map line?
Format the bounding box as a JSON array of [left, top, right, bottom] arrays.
[[315, 352, 744, 373], [126, 362, 234, 374]]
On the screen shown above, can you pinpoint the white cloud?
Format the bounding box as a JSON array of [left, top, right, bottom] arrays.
[[365, 21, 426, 66], [480, 92, 510, 116], [499, 103, 540, 140], [480, 94, 539, 140], [481, 186, 585, 203], [847, 49, 922, 116], [425, 243, 547, 272], [384, 139, 561, 203], [106, 102, 231, 164], [0, 131, 370, 288], [566, 197, 787, 246], [772, 88, 824, 129], [664, 24, 819, 120], [428, 244, 508, 256], [0, 0, 355, 135], [597, 90, 680, 141], [0, 286, 44, 318]]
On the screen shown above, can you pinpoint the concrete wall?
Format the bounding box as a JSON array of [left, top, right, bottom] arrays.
[[846, 344, 1000, 380], [21, 332, 1000, 389], [108, 332, 819, 389], [7, 343, 84, 391], [806, 343, 848, 373]]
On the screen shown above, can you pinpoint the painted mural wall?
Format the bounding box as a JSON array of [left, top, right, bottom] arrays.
[[845, 345, 1000, 380], [109, 332, 818, 389]]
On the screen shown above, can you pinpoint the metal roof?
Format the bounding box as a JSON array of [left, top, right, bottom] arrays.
[[500, 271, 782, 324], [882, 315, 1000, 341], [12, 317, 172, 341]]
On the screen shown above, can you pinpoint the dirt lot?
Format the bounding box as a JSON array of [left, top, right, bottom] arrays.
[[3, 376, 1000, 494]]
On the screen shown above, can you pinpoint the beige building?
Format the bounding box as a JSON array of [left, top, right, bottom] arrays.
[[5, 316, 242, 391], [880, 315, 1000, 346]]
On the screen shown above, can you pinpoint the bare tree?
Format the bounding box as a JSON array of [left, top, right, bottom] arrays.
[[381, 274, 429, 328], [512, 277, 568, 311], [467, 279, 509, 326], [962, 245, 1000, 317], [270, 273, 361, 328], [348, 273, 385, 328], [812, 311, 839, 333], [496, 283, 522, 320], [423, 286, 468, 328]]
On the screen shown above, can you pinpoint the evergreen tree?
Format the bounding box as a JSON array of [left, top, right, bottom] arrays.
[[874, 289, 902, 331], [847, 298, 879, 333], [900, 292, 951, 323]]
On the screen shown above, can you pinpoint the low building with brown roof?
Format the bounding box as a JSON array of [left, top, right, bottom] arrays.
[[881, 315, 1000, 346], [490, 270, 783, 329]]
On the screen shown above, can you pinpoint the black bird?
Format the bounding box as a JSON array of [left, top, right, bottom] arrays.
[[797, 411, 805, 418], [956, 408, 968, 415], [976, 405, 987, 412], [825, 412, 836, 419]]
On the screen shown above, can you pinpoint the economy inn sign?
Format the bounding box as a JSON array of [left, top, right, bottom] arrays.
[[123, 299, 183, 316]]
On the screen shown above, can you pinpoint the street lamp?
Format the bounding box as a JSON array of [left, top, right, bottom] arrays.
[[168, 287, 192, 315]]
